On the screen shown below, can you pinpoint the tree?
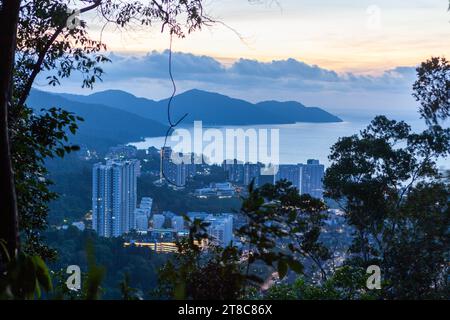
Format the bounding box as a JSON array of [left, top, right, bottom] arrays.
[[237, 180, 330, 283], [413, 57, 450, 126], [157, 217, 247, 300], [157, 180, 330, 300], [324, 115, 450, 299], [264, 266, 379, 300], [0, 0, 213, 264], [0, 0, 22, 267]]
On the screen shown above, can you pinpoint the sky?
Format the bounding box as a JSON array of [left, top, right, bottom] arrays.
[[38, 0, 450, 121], [85, 0, 450, 74]]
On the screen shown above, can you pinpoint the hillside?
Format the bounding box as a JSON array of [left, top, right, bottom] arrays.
[[57, 88, 343, 125], [27, 90, 168, 151]]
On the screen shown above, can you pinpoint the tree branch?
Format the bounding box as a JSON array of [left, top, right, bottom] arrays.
[[17, 0, 102, 108]]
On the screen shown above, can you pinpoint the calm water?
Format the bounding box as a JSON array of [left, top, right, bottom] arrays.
[[129, 118, 448, 169]]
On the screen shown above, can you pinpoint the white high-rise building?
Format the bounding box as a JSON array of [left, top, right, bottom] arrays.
[[205, 214, 233, 247], [300, 159, 325, 199], [274, 164, 302, 192], [140, 197, 153, 213], [92, 159, 140, 237], [171, 215, 185, 232], [152, 214, 165, 229], [243, 163, 261, 186], [134, 197, 153, 231], [135, 209, 149, 232], [160, 147, 187, 187]]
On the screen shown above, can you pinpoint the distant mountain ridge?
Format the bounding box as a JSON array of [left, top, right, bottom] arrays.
[[57, 88, 343, 125], [27, 88, 342, 150], [27, 90, 168, 151]]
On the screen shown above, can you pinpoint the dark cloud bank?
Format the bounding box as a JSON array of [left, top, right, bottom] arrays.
[[38, 51, 422, 120]]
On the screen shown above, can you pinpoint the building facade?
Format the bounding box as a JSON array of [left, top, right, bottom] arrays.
[[274, 164, 302, 191], [152, 214, 166, 229], [160, 147, 188, 187], [171, 215, 185, 232], [134, 197, 153, 232], [205, 214, 234, 247], [300, 159, 325, 199], [92, 159, 140, 237], [243, 163, 261, 186]]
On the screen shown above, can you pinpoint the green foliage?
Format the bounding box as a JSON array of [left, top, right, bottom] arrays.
[[120, 274, 142, 300], [83, 240, 105, 300], [157, 217, 247, 300], [10, 104, 82, 259], [46, 155, 95, 224], [46, 227, 167, 299], [265, 266, 380, 300], [0, 247, 52, 300], [324, 114, 450, 299], [413, 57, 450, 125], [50, 269, 83, 300], [323, 58, 450, 299], [158, 181, 331, 300], [15, 1, 108, 99], [238, 180, 329, 281], [11, 0, 105, 259]]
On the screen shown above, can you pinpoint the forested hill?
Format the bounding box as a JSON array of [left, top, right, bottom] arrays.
[[27, 89, 168, 151], [57, 88, 343, 125]]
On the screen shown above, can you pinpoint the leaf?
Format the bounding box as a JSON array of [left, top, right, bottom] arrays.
[[33, 256, 53, 292], [246, 274, 264, 284], [20, 255, 37, 299], [288, 259, 304, 274], [0, 240, 11, 262], [277, 260, 288, 279], [174, 281, 186, 300], [34, 279, 41, 299]]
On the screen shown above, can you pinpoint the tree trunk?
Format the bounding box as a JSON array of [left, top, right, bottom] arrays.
[[0, 0, 21, 262]]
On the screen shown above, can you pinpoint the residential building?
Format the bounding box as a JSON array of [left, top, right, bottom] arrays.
[[171, 215, 185, 232], [92, 159, 140, 237], [134, 197, 153, 231], [140, 197, 153, 215], [243, 163, 261, 186], [187, 212, 210, 222], [72, 221, 85, 231], [186, 213, 234, 247], [152, 214, 165, 229], [300, 159, 325, 199], [274, 164, 302, 191], [205, 214, 234, 247], [194, 182, 235, 198], [223, 159, 244, 183], [106, 145, 137, 159], [135, 209, 149, 232], [160, 147, 187, 187]]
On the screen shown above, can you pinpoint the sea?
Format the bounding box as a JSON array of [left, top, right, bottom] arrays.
[[129, 117, 449, 170]]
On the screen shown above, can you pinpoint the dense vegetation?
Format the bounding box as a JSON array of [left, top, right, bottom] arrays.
[[45, 227, 167, 300], [28, 90, 168, 153], [54, 88, 343, 125], [0, 0, 449, 301]]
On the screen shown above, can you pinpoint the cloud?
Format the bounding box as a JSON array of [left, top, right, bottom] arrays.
[[105, 51, 225, 80], [229, 58, 340, 81], [37, 51, 420, 120], [99, 51, 416, 93]]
